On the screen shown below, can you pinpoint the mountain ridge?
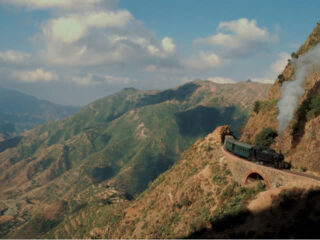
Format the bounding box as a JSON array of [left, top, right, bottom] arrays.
[[0, 86, 79, 139], [0, 80, 270, 238]]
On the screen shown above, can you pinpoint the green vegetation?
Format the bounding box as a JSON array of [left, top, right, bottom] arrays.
[[307, 95, 320, 119], [299, 166, 307, 172], [291, 52, 298, 59], [292, 95, 320, 144], [296, 95, 320, 122], [0, 81, 260, 199], [0, 80, 270, 238], [253, 101, 260, 113], [278, 74, 285, 84], [255, 128, 278, 148]]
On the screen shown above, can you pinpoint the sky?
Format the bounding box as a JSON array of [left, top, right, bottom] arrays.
[[0, 0, 319, 106]]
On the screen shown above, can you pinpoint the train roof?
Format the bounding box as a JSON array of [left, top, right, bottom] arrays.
[[226, 137, 253, 149]]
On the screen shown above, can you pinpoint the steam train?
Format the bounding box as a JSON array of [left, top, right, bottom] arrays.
[[224, 135, 290, 169]]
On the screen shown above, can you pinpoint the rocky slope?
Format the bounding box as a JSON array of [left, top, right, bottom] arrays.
[[37, 126, 320, 239], [0, 80, 269, 238], [241, 23, 320, 173]]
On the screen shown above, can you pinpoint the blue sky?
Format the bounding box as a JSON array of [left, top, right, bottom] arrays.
[[0, 0, 319, 105]]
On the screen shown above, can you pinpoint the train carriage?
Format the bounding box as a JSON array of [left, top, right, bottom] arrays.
[[224, 135, 289, 169]]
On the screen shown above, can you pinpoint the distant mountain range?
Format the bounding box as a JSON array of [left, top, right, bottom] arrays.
[[0, 87, 79, 140], [0, 79, 270, 238]]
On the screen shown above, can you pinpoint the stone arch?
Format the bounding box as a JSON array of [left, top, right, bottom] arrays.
[[242, 169, 271, 190]]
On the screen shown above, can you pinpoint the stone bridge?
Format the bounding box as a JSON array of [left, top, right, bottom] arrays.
[[222, 147, 320, 189]]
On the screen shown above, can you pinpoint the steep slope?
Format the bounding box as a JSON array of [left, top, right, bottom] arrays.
[[241, 23, 320, 173], [0, 87, 78, 138], [42, 126, 320, 239], [0, 80, 269, 238], [38, 126, 262, 238]]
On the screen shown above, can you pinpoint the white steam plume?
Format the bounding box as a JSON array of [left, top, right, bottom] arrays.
[[277, 45, 320, 133]]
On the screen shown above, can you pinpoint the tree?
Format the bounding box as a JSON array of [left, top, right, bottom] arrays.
[[253, 101, 260, 114], [255, 128, 278, 148], [291, 52, 298, 59]]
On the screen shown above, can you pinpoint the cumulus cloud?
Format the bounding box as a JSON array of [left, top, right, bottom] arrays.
[[185, 52, 223, 69], [195, 18, 278, 58], [12, 68, 57, 82], [0, 50, 30, 63], [207, 77, 235, 84], [252, 52, 290, 83], [161, 37, 175, 54], [44, 10, 132, 44]]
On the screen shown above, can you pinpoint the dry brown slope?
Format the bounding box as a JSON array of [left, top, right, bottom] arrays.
[[83, 126, 263, 239], [241, 23, 320, 172], [34, 126, 320, 239]]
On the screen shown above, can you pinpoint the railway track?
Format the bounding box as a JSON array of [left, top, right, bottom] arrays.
[[222, 146, 320, 185]]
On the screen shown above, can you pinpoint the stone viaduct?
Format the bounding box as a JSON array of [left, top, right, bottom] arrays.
[[222, 147, 320, 189]]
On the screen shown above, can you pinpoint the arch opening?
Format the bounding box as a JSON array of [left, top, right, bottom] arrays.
[[242, 170, 270, 190], [246, 173, 264, 184]]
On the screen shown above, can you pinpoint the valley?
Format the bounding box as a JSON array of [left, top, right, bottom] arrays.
[[0, 2, 320, 238]]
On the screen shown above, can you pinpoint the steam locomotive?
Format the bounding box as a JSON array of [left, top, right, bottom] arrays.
[[224, 135, 290, 169]]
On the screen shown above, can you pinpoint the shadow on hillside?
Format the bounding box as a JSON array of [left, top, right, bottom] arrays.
[[186, 189, 320, 239], [0, 136, 22, 153], [175, 105, 245, 137], [137, 82, 200, 107]]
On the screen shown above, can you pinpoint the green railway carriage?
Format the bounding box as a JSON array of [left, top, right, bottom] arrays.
[[224, 135, 290, 169], [224, 135, 252, 159]]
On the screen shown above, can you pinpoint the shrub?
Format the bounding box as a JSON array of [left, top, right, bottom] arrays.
[[255, 128, 278, 148], [253, 101, 260, 113], [278, 74, 285, 84], [299, 166, 307, 172], [307, 96, 320, 120], [291, 52, 298, 59]]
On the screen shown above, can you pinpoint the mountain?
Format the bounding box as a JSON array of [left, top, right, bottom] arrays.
[[27, 126, 320, 239], [0, 80, 269, 238], [0, 87, 79, 139], [241, 23, 320, 174]]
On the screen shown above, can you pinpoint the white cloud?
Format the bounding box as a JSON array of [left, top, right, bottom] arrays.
[[185, 52, 223, 69], [270, 52, 290, 74], [44, 10, 132, 44], [207, 77, 235, 84], [71, 74, 97, 86], [0, 50, 30, 63], [12, 68, 57, 82], [195, 18, 277, 58], [161, 37, 175, 54], [2, 0, 103, 10], [252, 52, 290, 83]]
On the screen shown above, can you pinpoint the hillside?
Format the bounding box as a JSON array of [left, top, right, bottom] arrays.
[[241, 23, 320, 174], [0, 80, 269, 238], [35, 126, 320, 239], [0, 87, 78, 139]]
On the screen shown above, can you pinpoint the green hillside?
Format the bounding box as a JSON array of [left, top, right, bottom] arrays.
[[0, 80, 269, 238]]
